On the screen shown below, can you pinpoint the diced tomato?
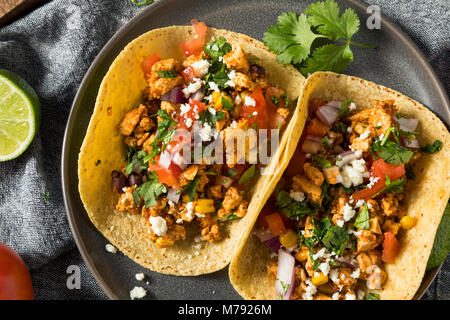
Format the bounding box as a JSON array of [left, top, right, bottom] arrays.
[[141, 52, 160, 77], [352, 159, 405, 201], [180, 19, 207, 57], [239, 87, 270, 129], [182, 66, 196, 83], [265, 212, 287, 237], [305, 118, 330, 136], [148, 155, 183, 189], [309, 98, 326, 114], [173, 99, 206, 130], [382, 232, 400, 263], [265, 87, 286, 110]]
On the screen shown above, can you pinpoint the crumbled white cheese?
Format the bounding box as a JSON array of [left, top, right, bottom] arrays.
[[225, 70, 236, 87], [185, 118, 193, 128], [208, 81, 220, 92], [208, 107, 216, 115], [345, 292, 356, 300], [105, 243, 117, 254], [336, 218, 345, 227], [313, 247, 328, 260], [182, 80, 203, 98], [332, 292, 340, 300], [302, 280, 317, 300], [199, 123, 215, 141], [195, 212, 206, 218], [347, 126, 353, 133], [185, 202, 195, 220], [180, 103, 191, 116], [204, 95, 212, 103], [355, 199, 365, 208], [289, 190, 305, 202], [349, 102, 357, 111], [252, 111, 258, 116], [343, 203, 356, 222], [359, 129, 371, 140], [135, 273, 145, 281], [378, 133, 385, 141], [351, 268, 361, 279], [367, 202, 373, 210], [329, 269, 340, 283], [168, 200, 174, 207], [149, 216, 168, 236], [244, 95, 256, 107], [235, 95, 242, 105], [357, 290, 365, 300], [176, 218, 183, 224], [130, 286, 147, 300], [230, 120, 237, 128], [318, 261, 331, 276], [190, 59, 210, 78], [340, 159, 368, 188], [367, 176, 380, 189]]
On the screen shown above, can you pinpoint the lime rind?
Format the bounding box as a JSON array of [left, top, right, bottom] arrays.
[[0, 69, 40, 161]]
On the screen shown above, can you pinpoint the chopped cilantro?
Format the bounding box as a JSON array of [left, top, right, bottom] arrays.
[[311, 154, 332, 168], [179, 175, 201, 201], [135, 172, 166, 207], [130, 0, 154, 6], [156, 70, 177, 78], [270, 95, 279, 106], [373, 130, 414, 165], [321, 224, 349, 256], [221, 96, 233, 110], [276, 190, 315, 220], [227, 214, 239, 220], [339, 98, 351, 117], [43, 192, 50, 203], [227, 168, 238, 178], [321, 136, 332, 149], [204, 36, 232, 59], [372, 176, 404, 197], [199, 109, 225, 126], [353, 203, 370, 230], [238, 164, 256, 184], [365, 292, 380, 300], [420, 140, 442, 154]]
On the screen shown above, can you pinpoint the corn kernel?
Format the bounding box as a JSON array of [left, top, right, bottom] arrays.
[[400, 216, 417, 230], [279, 229, 298, 248], [195, 199, 215, 214], [156, 238, 174, 248], [211, 91, 223, 104], [295, 247, 309, 262], [311, 273, 329, 286]]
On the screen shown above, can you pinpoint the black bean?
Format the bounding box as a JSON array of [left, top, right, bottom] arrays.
[[128, 173, 142, 187], [251, 64, 265, 77], [111, 170, 128, 193]]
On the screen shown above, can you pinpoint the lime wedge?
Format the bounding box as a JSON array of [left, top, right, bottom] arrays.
[[0, 69, 40, 161]]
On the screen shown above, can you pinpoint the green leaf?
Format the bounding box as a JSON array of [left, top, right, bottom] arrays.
[[199, 109, 225, 126], [156, 70, 177, 78], [311, 154, 332, 168], [305, 0, 359, 41], [43, 192, 50, 203], [372, 176, 405, 198], [263, 12, 320, 65], [373, 139, 414, 165], [354, 203, 370, 230], [270, 95, 279, 106], [136, 174, 167, 208], [180, 175, 201, 201], [426, 202, 450, 270], [238, 164, 256, 184], [321, 225, 349, 255], [365, 292, 380, 300], [300, 43, 353, 75], [339, 98, 352, 117], [130, 0, 154, 6], [204, 36, 232, 59], [221, 96, 233, 111], [276, 190, 315, 220], [420, 140, 442, 154]]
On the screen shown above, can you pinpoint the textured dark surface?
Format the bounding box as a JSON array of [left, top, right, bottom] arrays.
[[0, 0, 448, 300]]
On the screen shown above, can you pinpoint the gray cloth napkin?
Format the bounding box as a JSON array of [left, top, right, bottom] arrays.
[[0, 0, 448, 300]]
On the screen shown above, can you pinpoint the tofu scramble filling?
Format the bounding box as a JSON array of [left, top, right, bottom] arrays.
[[256, 98, 443, 300], [111, 21, 292, 248]]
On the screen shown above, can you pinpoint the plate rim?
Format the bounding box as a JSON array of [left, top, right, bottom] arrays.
[[61, 0, 448, 300]]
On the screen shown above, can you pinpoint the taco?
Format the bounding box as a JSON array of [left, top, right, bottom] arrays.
[[78, 20, 305, 276], [229, 71, 450, 299]]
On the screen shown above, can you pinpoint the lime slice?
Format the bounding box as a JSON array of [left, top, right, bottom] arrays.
[[0, 69, 40, 161]]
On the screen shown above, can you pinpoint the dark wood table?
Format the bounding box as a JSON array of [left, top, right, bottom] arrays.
[[0, 0, 47, 28]]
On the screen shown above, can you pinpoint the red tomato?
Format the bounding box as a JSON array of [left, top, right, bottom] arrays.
[[173, 99, 206, 130], [181, 66, 196, 83], [305, 118, 330, 136], [309, 98, 326, 114], [382, 232, 400, 263], [265, 87, 286, 110], [180, 19, 207, 57], [265, 212, 287, 237], [141, 52, 160, 77], [240, 87, 270, 129], [0, 242, 34, 300], [352, 159, 405, 201], [148, 155, 183, 189]]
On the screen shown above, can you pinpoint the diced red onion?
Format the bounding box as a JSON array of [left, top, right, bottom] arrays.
[[401, 138, 420, 149], [172, 151, 188, 170], [167, 188, 180, 203], [161, 85, 185, 104], [335, 258, 357, 269], [159, 150, 172, 169], [190, 88, 204, 101], [275, 249, 296, 300], [302, 134, 322, 154], [397, 117, 419, 133], [255, 228, 281, 252], [335, 151, 360, 167], [255, 228, 273, 242], [316, 104, 340, 126], [265, 237, 281, 253]]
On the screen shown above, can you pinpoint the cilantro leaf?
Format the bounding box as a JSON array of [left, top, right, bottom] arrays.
[[305, 0, 359, 41], [373, 139, 414, 165], [339, 98, 352, 117], [365, 292, 380, 300], [311, 154, 332, 168], [373, 176, 405, 197], [263, 12, 320, 65], [300, 43, 353, 75], [353, 203, 370, 230], [204, 36, 232, 59], [321, 225, 349, 256], [130, 0, 154, 6], [420, 140, 442, 154], [238, 164, 256, 184], [136, 173, 166, 208], [276, 190, 315, 220], [179, 175, 201, 201], [199, 109, 225, 126], [156, 70, 177, 78]]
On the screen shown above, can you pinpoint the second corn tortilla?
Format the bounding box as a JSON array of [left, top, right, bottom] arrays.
[[229, 71, 450, 299]]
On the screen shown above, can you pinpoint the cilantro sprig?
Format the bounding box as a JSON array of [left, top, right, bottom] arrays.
[[276, 190, 315, 220], [133, 172, 166, 208], [263, 0, 373, 76]]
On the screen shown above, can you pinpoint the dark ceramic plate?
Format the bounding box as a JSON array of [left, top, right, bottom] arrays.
[[62, 0, 449, 300]]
